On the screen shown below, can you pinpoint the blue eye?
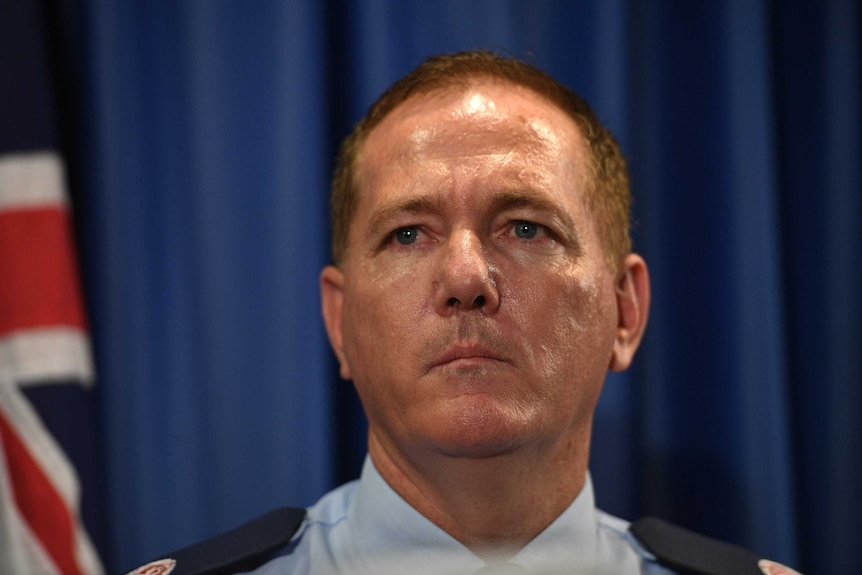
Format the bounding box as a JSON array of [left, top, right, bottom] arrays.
[[514, 221, 539, 239], [394, 226, 419, 245]]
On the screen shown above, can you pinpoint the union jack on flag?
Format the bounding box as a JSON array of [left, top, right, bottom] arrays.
[[0, 0, 105, 573]]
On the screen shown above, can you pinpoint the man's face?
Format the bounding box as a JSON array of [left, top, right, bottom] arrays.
[[322, 82, 629, 462]]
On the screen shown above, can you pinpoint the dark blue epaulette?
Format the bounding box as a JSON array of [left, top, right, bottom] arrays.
[[123, 507, 306, 575], [630, 516, 802, 575]]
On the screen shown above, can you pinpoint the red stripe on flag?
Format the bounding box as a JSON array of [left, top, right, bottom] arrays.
[[0, 207, 87, 336], [0, 408, 83, 575]]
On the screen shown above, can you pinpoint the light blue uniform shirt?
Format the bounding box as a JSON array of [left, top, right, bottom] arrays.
[[246, 457, 675, 574]]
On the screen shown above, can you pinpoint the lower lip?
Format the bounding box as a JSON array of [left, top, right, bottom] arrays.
[[439, 357, 502, 369]]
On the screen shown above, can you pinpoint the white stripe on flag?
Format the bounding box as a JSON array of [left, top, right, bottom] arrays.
[[0, 327, 95, 387], [0, 152, 68, 211]]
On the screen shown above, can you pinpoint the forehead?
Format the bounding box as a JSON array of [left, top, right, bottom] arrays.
[[356, 81, 588, 190]]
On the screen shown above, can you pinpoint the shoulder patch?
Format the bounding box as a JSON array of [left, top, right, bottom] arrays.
[[758, 559, 803, 575], [125, 558, 176, 575], [630, 516, 802, 575], [125, 507, 306, 575]]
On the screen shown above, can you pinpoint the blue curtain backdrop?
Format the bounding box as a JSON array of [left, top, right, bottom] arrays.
[[45, 0, 860, 573]]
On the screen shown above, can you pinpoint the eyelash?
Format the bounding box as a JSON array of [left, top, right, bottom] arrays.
[[385, 220, 554, 249]]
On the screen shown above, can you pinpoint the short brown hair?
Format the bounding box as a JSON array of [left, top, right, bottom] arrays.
[[330, 50, 631, 268]]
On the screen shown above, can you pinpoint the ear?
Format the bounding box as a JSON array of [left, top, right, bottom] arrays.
[[320, 265, 352, 380], [609, 253, 650, 372]]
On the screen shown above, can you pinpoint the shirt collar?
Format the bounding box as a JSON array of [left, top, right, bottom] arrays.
[[347, 456, 602, 574], [510, 469, 600, 572]]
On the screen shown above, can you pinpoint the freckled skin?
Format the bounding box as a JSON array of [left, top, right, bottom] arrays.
[[320, 81, 648, 553]]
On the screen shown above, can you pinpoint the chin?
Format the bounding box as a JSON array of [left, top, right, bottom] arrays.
[[418, 397, 535, 459]]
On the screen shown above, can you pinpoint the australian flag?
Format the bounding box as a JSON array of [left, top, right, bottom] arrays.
[[0, 0, 105, 573]]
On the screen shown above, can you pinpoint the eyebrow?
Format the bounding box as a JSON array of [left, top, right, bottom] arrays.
[[367, 195, 442, 238], [490, 189, 573, 224]]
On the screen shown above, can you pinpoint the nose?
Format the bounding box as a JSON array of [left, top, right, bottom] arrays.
[[433, 230, 500, 315]]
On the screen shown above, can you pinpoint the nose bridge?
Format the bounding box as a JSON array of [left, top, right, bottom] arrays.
[[435, 228, 500, 313], [451, 227, 484, 267]]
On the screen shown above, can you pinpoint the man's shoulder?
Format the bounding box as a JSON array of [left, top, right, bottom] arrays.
[[626, 516, 803, 575], [123, 507, 307, 575], [122, 480, 359, 575]]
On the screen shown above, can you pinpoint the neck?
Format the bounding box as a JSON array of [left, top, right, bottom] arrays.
[[367, 430, 590, 561]]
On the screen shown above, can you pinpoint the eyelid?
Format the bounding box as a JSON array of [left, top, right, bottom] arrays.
[[505, 218, 557, 240], [382, 223, 429, 249]]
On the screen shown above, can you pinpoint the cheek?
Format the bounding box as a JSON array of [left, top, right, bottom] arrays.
[[339, 286, 395, 419], [565, 275, 615, 337], [339, 268, 427, 380], [511, 270, 617, 381]]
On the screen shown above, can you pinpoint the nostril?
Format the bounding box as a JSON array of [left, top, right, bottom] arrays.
[[473, 295, 486, 307], [447, 297, 460, 307]]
